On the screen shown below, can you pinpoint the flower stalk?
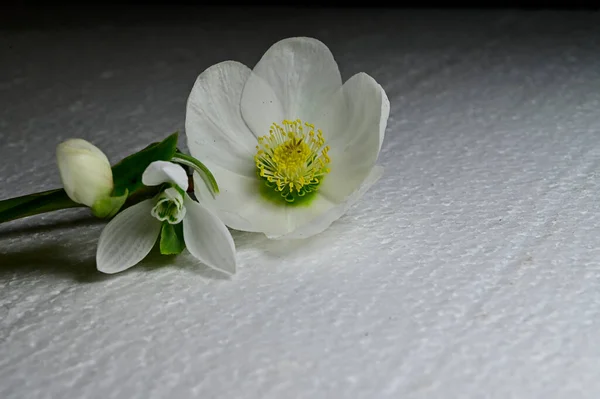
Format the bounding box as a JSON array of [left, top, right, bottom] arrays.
[[0, 189, 81, 224]]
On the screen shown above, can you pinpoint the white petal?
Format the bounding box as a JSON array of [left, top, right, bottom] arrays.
[[238, 68, 285, 138], [269, 166, 384, 240], [185, 61, 258, 177], [318, 72, 390, 203], [241, 37, 342, 135], [193, 164, 335, 237], [96, 199, 161, 274], [193, 164, 287, 236], [182, 195, 237, 275], [142, 161, 189, 191]]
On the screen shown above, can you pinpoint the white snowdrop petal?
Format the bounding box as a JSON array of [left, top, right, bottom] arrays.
[[142, 161, 189, 191], [96, 199, 161, 274], [182, 195, 237, 275]]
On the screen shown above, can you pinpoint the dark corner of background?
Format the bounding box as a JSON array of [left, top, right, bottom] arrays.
[[1, 0, 600, 31]]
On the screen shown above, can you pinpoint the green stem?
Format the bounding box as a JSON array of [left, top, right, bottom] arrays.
[[172, 152, 219, 195], [0, 185, 162, 225], [0, 189, 82, 224]]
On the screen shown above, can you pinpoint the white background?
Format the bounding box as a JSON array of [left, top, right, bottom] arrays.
[[1, 8, 600, 399]]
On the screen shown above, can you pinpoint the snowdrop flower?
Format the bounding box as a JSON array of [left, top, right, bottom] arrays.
[[185, 37, 389, 239], [96, 161, 236, 274], [56, 138, 114, 209]]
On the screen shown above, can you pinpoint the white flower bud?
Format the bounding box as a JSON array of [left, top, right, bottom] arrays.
[[56, 138, 114, 208]]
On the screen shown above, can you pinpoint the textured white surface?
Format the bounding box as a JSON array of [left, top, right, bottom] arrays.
[[2, 8, 600, 399]]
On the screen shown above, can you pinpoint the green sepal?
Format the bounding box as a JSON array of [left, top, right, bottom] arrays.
[[159, 222, 185, 255], [111, 132, 179, 197], [91, 189, 129, 218]]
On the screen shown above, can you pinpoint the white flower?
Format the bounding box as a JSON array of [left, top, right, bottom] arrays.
[[56, 138, 114, 208], [95, 161, 236, 275], [185, 37, 389, 239]]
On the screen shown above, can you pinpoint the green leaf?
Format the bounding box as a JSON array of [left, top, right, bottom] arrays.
[[0, 189, 81, 224], [91, 189, 129, 218], [159, 222, 185, 255], [111, 132, 179, 197]]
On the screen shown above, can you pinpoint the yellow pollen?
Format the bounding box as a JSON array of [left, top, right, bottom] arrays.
[[254, 119, 331, 202]]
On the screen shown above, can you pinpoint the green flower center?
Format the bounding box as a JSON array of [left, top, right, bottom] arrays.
[[151, 187, 186, 224], [254, 119, 331, 204]]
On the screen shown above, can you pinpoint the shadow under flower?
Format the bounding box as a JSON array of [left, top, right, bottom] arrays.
[[0, 204, 375, 281], [0, 212, 232, 282], [0, 210, 102, 239], [0, 212, 108, 282], [0, 239, 233, 282], [0, 243, 110, 283]]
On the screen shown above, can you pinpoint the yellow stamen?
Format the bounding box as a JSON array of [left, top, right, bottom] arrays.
[[254, 119, 331, 202]]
